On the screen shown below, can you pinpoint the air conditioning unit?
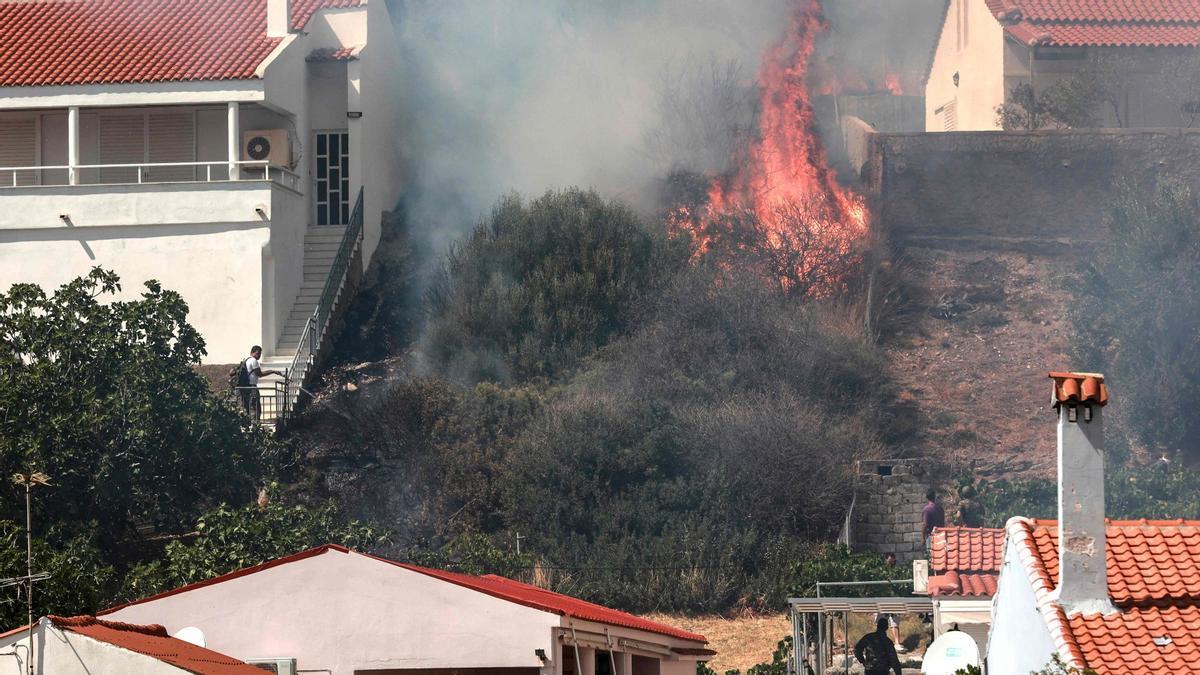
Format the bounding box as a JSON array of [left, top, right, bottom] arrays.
[[248, 658, 297, 675], [242, 129, 290, 167]]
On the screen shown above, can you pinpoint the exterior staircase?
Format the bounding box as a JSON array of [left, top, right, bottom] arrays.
[[252, 189, 363, 429], [261, 225, 346, 376]]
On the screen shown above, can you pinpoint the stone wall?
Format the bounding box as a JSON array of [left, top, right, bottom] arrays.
[[863, 128, 1200, 241], [847, 459, 930, 565]]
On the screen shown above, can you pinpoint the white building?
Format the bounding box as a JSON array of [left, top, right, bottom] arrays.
[[0, 0, 403, 370], [925, 0, 1200, 131], [100, 544, 715, 675], [0, 614, 265, 675], [987, 372, 1200, 672]]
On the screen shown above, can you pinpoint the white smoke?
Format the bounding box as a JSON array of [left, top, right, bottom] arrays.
[[388, 0, 795, 247]]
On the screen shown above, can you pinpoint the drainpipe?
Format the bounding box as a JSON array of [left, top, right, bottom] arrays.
[[67, 106, 79, 186]]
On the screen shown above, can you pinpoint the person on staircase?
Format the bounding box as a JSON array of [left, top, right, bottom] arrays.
[[240, 345, 283, 420]]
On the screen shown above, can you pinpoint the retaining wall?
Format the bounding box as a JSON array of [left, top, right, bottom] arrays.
[[861, 128, 1200, 241]]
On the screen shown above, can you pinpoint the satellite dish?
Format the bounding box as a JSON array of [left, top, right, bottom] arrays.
[[921, 630, 979, 675], [172, 626, 206, 648]]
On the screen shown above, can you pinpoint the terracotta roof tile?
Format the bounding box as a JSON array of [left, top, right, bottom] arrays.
[[930, 527, 1005, 575], [929, 571, 999, 597], [985, 0, 1200, 47], [0, 0, 361, 88], [47, 615, 264, 675], [1008, 518, 1200, 674], [1050, 371, 1108, 407], [928, 526, 1004, 597], [373, 556, 709, 643], [101, 544, 708, 645]]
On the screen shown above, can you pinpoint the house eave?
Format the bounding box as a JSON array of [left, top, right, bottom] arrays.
[[0, 79, 265, 111]]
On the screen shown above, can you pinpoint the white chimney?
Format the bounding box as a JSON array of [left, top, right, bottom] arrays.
[[267, 0, 291, 38], [1049, 371, 1116, 615]]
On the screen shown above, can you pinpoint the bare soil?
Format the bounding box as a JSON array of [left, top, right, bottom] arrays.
[[881, 240, 1084, 478]]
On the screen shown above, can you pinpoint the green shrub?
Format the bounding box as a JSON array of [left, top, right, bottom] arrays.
[[1070, 178, 1200, 460], [123, 493, 383, 600], [425, 188, 687, 382]]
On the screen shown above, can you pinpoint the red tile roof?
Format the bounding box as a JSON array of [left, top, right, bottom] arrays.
[[1007, 517, 1200, 673], [47, 615, 265, 675], [928, 571, 1000, 597], [1050, 371, 1108, 408], [101, 544, 708, 645], [985, 0, 1200, 47], [381, 558, 708, 642], [0, 0, 362, 88], [928, 527, 1004, 597]]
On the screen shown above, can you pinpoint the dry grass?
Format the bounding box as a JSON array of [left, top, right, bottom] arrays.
[[644, 613, 790, 671], [645, 612, 934, 672]]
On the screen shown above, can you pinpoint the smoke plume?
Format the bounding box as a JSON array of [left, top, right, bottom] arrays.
[[388, 0, 795, 247]]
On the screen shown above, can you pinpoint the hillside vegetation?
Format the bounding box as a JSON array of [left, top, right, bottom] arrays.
[[290, 187, 907, 611]]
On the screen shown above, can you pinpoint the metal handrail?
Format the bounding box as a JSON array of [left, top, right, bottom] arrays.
[[275, 187, 365, 426], [0, 160, 301, 190]]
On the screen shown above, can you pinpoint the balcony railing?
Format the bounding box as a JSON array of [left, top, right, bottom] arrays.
[[0, 160, 301, 192]]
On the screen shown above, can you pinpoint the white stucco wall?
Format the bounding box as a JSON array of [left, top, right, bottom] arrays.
[[986, 538, 1058, 673], [357, 0, 405, 265], [102, 549, 562, 675], [925, 0, 1006, 131], [0, 181, 303, 362], [0, 624, 190, 675]]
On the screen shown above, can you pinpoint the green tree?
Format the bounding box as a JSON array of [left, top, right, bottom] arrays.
[[0, 522, 114, 629], [1070, 179, 1200, 458], [425, 188, 687, 382], [122, 493, 384, 599], [0, 269, 273, 558]]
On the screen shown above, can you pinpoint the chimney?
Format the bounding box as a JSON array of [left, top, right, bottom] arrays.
[[1048, 371, 1116, 615], [267, 0, 291, 38]]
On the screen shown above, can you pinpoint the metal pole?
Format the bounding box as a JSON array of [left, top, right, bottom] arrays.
[[25, 480, 32, 675], [843, 611, 849, 675], [802, 613, 809, 675]]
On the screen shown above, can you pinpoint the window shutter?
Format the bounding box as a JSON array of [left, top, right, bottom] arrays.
[[0, 118, 36, 186], [148, 110, 195, 182], [98, 112, 145, 183]]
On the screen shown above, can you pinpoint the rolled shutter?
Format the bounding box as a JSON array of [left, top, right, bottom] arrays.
[[148, 110, 195, 182], [0, 118, 36, 186], [98, 112, 145, 183]]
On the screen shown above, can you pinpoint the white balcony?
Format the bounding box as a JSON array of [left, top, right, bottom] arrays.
[[0, 160, 301, 192]]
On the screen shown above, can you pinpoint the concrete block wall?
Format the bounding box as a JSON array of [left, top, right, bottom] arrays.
[[848, 459, 930, 565], [861, 127, 1200, 242]]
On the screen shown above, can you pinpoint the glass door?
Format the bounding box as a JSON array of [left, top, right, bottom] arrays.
[[314, 130, 349, 225]]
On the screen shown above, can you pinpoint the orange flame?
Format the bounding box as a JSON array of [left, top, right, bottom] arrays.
[[674, 0, 868, 295], [884, 72, 904, 96]]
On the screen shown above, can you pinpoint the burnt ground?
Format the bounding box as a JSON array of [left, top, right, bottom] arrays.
[[880, 235, 1087, 479]]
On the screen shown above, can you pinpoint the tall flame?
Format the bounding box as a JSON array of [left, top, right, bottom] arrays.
[[675, 0, 868, 295]]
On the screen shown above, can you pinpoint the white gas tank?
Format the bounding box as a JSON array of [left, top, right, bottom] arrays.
[[922, 629, 980, 674]]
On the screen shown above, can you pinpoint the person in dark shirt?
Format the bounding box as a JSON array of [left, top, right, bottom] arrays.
[[855, 617, 903, 675], [922, 488, 945, 554], [955, 484, 985, 528]]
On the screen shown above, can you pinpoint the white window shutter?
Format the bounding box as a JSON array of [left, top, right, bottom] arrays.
[[148, 110, 195, 182], [98, 112, 145, 183], [0, 118, 36, 186]]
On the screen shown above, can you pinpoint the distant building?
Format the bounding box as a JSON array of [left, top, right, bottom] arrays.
[[99, 544, 714, 675], [0, 614, 264, 674], [0, 0, 403, 369], [925, 0, 1200, 130], [924, 526, 1003, 656]]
